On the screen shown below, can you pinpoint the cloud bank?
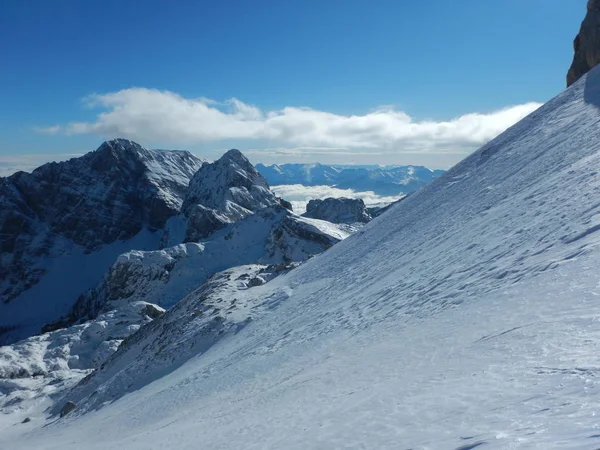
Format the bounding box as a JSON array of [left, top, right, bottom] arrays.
[[36, 88, 542, 164], [271, 184, 404, 214]]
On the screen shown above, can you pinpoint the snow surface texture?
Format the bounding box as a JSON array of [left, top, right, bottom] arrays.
[[8, 67, 600, 448], [52, 264, 290, 414]]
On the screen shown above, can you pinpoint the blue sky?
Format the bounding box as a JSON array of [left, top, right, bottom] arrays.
[[0, 0, 588, 171]]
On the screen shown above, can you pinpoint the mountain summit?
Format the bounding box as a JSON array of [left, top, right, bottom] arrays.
[[0, 139, 204, 334]]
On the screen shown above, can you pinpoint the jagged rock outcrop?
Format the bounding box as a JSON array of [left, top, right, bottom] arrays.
[[567, 0, 600, 86], [0, 139, 203, 344], [303, 198, 372, 224], [182, 149, 286, 241]]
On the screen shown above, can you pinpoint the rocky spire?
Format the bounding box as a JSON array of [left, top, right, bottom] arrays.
[[567, 0, 600, 86]]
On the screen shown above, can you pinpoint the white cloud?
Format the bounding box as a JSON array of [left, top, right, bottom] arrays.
[[35, 88, 542, 164], [271, 184, 404, 214], [32, 125, 61, 135]]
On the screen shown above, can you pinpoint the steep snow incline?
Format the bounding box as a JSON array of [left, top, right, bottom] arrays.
[[53, 265, 288, 414], [8, 65, 600, 449]]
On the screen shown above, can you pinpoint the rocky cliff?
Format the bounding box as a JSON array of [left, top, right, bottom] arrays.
[[567, 0, 600, 86], [303, 197, 372, 224]]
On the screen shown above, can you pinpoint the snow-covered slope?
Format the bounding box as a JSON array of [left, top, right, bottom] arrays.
[[62, 206, 348, 322], [0, 301, 164, 417], [9, 62, 600, 450]]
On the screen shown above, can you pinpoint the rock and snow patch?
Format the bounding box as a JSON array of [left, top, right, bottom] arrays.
[[0, 301, 164, 416], [54, 264, 291, 415], [181, 149, 284, 241], [60, 206, 349, 324]]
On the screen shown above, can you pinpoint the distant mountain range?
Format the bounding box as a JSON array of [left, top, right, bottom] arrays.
[[255, 163, 445, 195]]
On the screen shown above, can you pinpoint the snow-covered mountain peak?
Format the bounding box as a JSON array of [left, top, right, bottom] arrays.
[[181, 149, 283, 240], [220, 148, 251, 165], [0, 140, 204, 343]]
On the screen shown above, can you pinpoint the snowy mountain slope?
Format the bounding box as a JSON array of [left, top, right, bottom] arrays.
[[9, 66, 600, 449], [50, 264, 290, 415], [61, 206, 349, 323], [0, 301, 164, 417], [256, 162, 444, 195]]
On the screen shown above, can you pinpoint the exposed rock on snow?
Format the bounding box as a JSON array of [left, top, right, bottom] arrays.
[[303, 197, 372, 224], [59, 401, 76, 418], [567, 0, 600, 86]]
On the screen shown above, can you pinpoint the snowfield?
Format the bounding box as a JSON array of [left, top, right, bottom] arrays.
[[6, 63, 600, 449]]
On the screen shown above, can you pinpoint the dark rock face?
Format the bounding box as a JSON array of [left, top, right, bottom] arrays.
[[567, 0, 600, 86], [303, 198, 372, 224], [182, 149, 281, 240], [0, 139, 204, 305], [60, 401, 77, 417]]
